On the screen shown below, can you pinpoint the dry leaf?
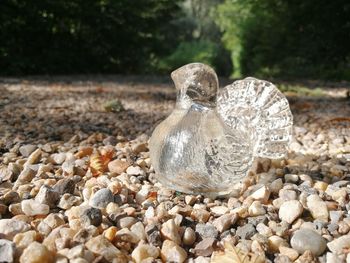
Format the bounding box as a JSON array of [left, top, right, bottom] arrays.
[[89, 150, 114, 177], [328, 117, 350, 123], [211, 242, 265, 263]]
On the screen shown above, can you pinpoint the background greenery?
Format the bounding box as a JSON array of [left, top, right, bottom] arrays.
[[1, 0, 349, 79]]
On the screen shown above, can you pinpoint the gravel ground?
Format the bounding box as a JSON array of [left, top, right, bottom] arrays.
[[0, 77, 349, 263]]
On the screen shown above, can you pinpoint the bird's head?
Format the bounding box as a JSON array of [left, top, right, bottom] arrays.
[[171, 63, 219, 105]]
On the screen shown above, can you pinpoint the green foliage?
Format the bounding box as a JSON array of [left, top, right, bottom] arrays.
[[0, 0, 181, 75], [158, 40, 232, 75], [103, 99, 125, 113], [215, 0, 350, 79]]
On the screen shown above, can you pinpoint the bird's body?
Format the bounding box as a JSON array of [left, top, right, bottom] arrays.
[[149, 63, 293, 196]]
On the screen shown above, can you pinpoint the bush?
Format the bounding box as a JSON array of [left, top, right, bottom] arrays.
[[158, 40, 232, 76]]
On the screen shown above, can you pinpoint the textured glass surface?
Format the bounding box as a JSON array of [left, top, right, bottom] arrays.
[[149, 63, 293, 196]]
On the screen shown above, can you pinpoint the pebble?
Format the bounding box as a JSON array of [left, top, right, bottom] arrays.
[[108, 159, 130, 174], [250, 185, 270, 203], [161, 240, 187, 263], [126, 165, 143, 175], [80, 207, 102, 227], [0, 219, 31, 239], [21, 199, 50, 216], [19, 242, 53, 263], [268, 235, 289, 253], [183, 227, 196, 245], [117, 216, 137, 229], [190, 209, 210, 223], [13, 230, 38, 248], [35, 185, 60, 208], [145, 224, 162, 247], [89, 188, 114, 209], [185, 195, 197, 205], [193, 238, 216, 257], [132, 244, 159, 263], [248, 201, 266, 216], [278, 200, 303, 224], [0, 239, 16, 263], [196, 223, 218, 239], [51, 152, 66, 164], [291, 229, 327, 256], [279, 246, 299, 261], [212, 213, 237, 232], [210, 206, 229, 215], [236, 223, 256, 240], [306, 194, 329, 222], [161, 219, 181, 244], [85, 235, 126, 262], [327, 235, 350, 254], [19, 144, 37, 157], [53, 178, 76, 195]]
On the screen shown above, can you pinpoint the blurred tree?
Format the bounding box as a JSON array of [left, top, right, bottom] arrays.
[[0, 0, 181, 74], [216, 0, 350, 79], [158, 0, 233, 76]]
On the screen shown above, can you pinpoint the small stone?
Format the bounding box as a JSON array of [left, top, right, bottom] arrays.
[[314, 181, 328, 192], [13, 230, 37, 249], [117, 216, 137, 229], [145, 224, 162, 247], [212, 213, 237, 232], [108, 160, 129, 174], [126, 166, 143, 175], [0, 239, 15, 263], [161, 240, 187, 263], [330, 211, 343, 224], [185, 195, 196, 206], [291, 229, 327, 256], [327, 235, 350, 254], [85, 235, 125, 262], [210, 206, 229, 216], [236, 223, 256, 240], [106, 202, 121, 215], [103, 226, 118, 242], [306, 194, 329, 222], [15, 168, 36, 185], [0, 219, 31, 239], [248, 201, 266, 216], [116, 228, 140, 243], [58, 193, 79, 210], [190, 209, 210, 223], [284, 174, 299, 183], [135, 187, 150, 204], [327, 252, 344, 263], [25, 148, 42, 165], [278, 189, 297, 201], [19, 242, 53, 263], [250, 185, 270, 203], [269, 179, 283, 194], [89, 188, 114, 209], [51, 153, 66, 164], [193, 238, 216, 257], [183, 227, 196, 245], [2, 191, 20, 206], [53, 178, 76, 195], [256, 223, 273, 237], [278, 200, 303, 224], [43, 213, 65, 229], [279, 247, 299, 261], [35, 185, 60, 208], [19, 144, 37, 157], [132, 143, 148, 154], [196, 223, 218, 239], [132, 244, 159, 263], [103, 136, 117, 146], [130, 222, 146, 241], [21, 199, 49, 216], [268, 235, 289, 253], [161, 219, 181, 244], [80, 207, 102, 227]]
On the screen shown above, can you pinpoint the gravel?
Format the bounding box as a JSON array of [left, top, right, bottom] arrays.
[[0, 77, 349, 262]]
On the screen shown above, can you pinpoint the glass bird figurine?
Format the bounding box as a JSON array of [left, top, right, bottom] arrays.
[[149, 63, 293, 196]]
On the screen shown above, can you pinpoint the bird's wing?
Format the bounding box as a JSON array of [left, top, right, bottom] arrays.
[[217, 77, 293, 159]]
